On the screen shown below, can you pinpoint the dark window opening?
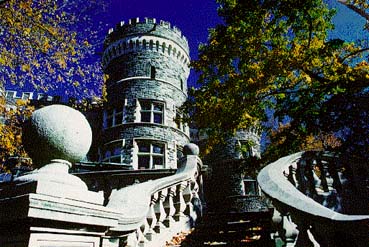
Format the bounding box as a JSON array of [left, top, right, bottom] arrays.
[[138, 156, 150, 169], [151, 66, 156, 79]]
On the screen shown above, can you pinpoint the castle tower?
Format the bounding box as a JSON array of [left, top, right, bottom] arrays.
[[100, 17, 190, 169]]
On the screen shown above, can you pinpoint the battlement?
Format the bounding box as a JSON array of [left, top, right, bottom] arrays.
[[105, 17, 189, 52]]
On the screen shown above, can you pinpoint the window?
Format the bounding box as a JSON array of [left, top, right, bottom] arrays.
[[105, 109, 114, 128], [102, 140, 124, 163], [103, 107, 125, 128], [243, 179, 259, 196], [115, 108, 124, 125], [22, 92, 33, 100], [136, 140, 165, 169], [139, 100, 164, 124], [177, 145, 184, 161], [5, 90, 16, 100], [175, 110, 186, 132], [238, 140, 260, 159], [150, 66, 156, 79]]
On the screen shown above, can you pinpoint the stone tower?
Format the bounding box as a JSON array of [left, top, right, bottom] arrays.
[[100, 17, 190, 169]]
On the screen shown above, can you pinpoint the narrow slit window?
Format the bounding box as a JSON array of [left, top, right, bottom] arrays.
[[151, 66, 156, 79]]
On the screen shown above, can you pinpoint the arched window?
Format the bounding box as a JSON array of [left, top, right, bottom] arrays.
[[143, 39, 147, 49], [149, 40, 154, 50]]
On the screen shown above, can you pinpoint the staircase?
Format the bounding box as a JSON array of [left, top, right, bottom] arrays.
[[178, 196, 274, 246], [257, 151, 369, 246]]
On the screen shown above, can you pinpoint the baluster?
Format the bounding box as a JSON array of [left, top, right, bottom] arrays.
[[197, 173, 205, 209], [174, 181, 188, 222], [126, 231, 139, 247], [323, 160, 334, 190], [317, 157, 329, 192], [137, 226, 146, 247], [282, 214, 298, 247], [145, 192, 158, 241], [271, 209, 283, 241], [294, 220, 318, 247], [287, 165, 296, 186], [291, 163, 299, 188], [183, 181, 193, 217], [190, 179, 202, 223], [305, 158, 318, 198], [296, 159, 308, 194], [328, 159, 342, 192], [163, 186, 176, 228], [154, 189, 167, 234]]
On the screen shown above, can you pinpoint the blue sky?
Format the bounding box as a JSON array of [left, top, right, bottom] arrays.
[[5, 0, 368, 95], [103, 0, 368, 87], [105, 0, 221, 87], [107, 0, 221, 59]]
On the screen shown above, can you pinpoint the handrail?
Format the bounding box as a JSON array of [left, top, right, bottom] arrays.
[[106, 154, 203, 246], [258, 152, 369, 221], [257, 151, 369, 246]]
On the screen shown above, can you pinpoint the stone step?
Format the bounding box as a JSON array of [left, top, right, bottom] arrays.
[[178, 213, 273, 246]]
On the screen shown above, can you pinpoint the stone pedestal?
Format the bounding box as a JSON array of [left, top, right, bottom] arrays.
[[0, 161, 121, 247], [0, 105, 121, 247]]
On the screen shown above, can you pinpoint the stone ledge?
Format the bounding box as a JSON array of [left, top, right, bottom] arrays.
[[0, 180, 103, 205], [0, 193, 120, 227]]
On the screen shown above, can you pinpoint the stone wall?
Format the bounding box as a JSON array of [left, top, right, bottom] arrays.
[[99, 17, 190, 169], [103, 124, 189, 169]]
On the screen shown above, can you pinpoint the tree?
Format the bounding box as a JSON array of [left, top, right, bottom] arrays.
[[0, 0, 107, 97], [0, 96, 34, 171], [187, 0, 369, 163], [0, 0, 108, 168]]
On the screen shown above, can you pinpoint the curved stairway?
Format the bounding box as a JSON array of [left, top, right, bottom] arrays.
[[176, 196, 274, 246], [257, 151, 369, 247]]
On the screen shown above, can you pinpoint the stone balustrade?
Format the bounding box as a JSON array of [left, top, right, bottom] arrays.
[[257, 151, 369, 247], [105, 150, 203, 247], [0, 105, 204, 247]]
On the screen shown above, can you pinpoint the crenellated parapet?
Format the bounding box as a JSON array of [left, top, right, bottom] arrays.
[[102, 17, 190, 70], [105, 17, 189, 52]]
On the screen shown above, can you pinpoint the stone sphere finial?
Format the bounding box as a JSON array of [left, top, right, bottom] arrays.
[[23, 104, 92, 168], [183, 143, 200, 156]]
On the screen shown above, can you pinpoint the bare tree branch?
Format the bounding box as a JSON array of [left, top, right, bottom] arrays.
[[337, 0, 369, 22]]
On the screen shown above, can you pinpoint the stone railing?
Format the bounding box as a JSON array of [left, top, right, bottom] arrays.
[[257, 151, 369, 247], [105, 150, 203, 247], [0, 105, 204, 247]]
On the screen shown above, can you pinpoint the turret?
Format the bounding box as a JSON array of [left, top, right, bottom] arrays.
[[99, 17, 190, 169]]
